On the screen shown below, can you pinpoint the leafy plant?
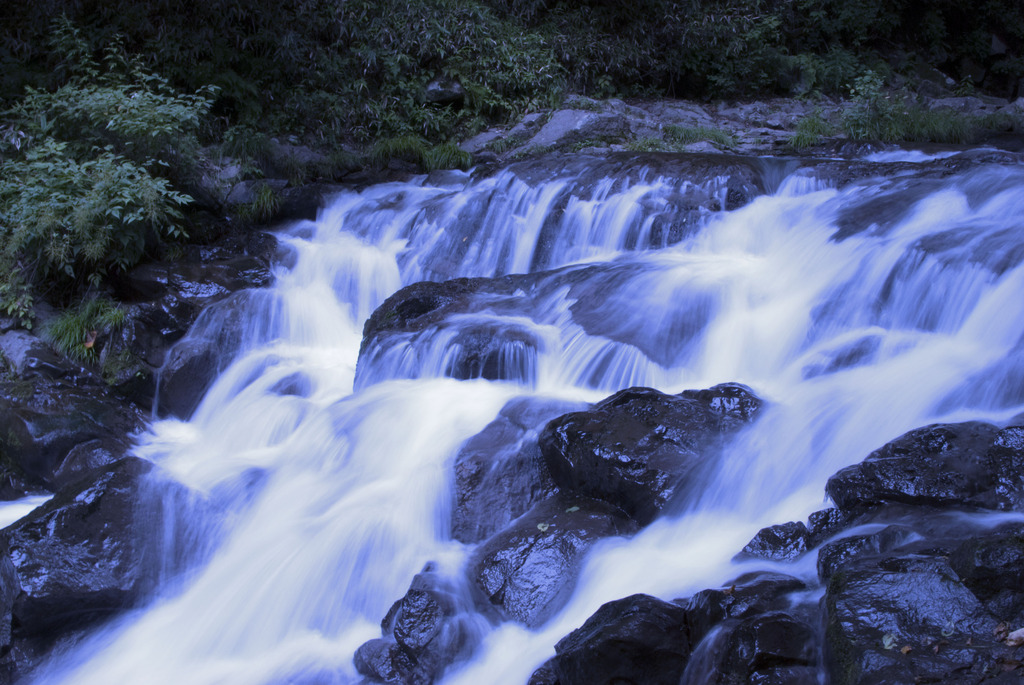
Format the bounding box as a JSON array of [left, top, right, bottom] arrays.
[[791, 110, 835, 149], [0, 139, 191, 293], [223, 124, 274, 174], [422, 143, 472, 171], [842, 71, 974, 143], [484, 136, 523, 154], [0, 274, 34, 329], [0, 19, 210, 304], [235, 182, 281, 223], [369, 135, 429, 169], [665, 125, 736, 149], [43, 296, 126, 362]]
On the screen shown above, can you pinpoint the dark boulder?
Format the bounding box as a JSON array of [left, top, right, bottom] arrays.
[[439, 321, 541, 383], [2, 458, 163, 639], [354, 567, 479, 685], [0, 332, 75, 382], [683, 611, 817, 685], [360, 277, 524, 357], [355, 277, 541, 389], [107, 236, 277, 413], [539, 384, 762, 525], [0, 552, 16, 657], [452, 397, 584, 544], [547, 593, 690, 685], [469, 495, 636, 628], [824, 552, 1009, 685], [0, 376, 146, 498], [527, 660, 559, 685], [683, 572, 807, 646], [156, 289, 276, 419], [948, 522, 1024, 622], [816, 524, 918, 582], [806, 507, 855, 545], [734, 521, 811, 563], [825, 421, 1024, 513]]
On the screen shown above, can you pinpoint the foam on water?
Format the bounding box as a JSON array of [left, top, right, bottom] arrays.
[[29, 160, 1024, 684]]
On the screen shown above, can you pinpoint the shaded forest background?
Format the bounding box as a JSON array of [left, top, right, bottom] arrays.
[[3, 0, 1022, 144], [0, 0, 1021, 330]]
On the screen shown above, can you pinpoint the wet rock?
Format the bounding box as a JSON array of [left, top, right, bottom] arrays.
[[2, 458, 161, 639], [524, 110, 629, 151], [355, 276, 545, 388], [684, 572, 807, 646], [469, 495, 636, 627], [806, 507, 854, 545], [278, 183, 344, 222], [0, 377, 145, 497], [353, 638, 413, 683], [359, 277, 526, 359], [440, 321, 541, 383], [0, 551, 16, 656], [539, 384, 762, 525], [735, 521, 811, 563], [0, 332, 75, 381], [156, 338, 221, 420], [948, 523, 1024, 622], [452, 397, 584, 544], [526, 660, 558, 685], [354, 567, 479, 685], [825, 421, 1024, 513], [106, 240, 277, 412], [684, 611, 817, 685], [824, 552, 1007, 685], [548, 593, 690, 685], [816, 525, 918, 582], [156, 290, 274, 419]]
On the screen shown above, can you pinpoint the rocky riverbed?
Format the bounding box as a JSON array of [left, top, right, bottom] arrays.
[[1, 94, 1024, 683]]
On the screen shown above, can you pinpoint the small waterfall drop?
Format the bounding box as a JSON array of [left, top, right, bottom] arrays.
[[29, 155, 1024, 685]]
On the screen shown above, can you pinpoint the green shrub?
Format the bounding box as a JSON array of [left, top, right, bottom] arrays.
[[43, 296, 126, 362], [223, 125, 274, 173], [369, 135, 429, 169], [791, 110, 835, 149], [235, 182, 281, 223], [9, 20, 216, 180], [665, 125, 736, 149], [0, 139, 190, 292], [0, 19, 210, 305], [422, 143, 472, 171], [842, 71, 974, 143]]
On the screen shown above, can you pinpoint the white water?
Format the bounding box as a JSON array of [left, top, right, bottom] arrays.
[[31, 158, 1024, 684]]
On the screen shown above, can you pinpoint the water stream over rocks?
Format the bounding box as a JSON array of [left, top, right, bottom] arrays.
[[18, 150, 1024, 683]]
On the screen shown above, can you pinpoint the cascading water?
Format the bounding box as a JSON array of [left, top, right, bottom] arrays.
[[27, 153, 1024, 684]]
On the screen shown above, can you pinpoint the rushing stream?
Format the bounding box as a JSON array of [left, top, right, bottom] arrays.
[[30, 153, 1024, 683]]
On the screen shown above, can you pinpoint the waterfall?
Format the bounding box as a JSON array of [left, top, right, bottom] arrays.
[[29, 154, 1024, 684]]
